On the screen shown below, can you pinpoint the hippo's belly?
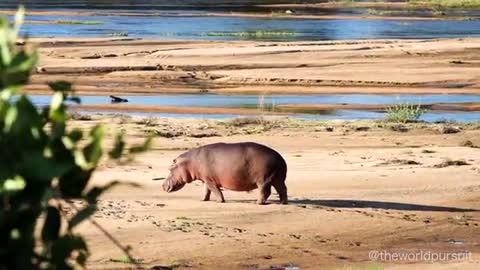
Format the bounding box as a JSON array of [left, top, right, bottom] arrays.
[[219, 178, 258, 192]]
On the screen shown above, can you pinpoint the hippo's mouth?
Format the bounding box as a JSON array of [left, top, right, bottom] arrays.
[[163, 180, 185, 193], [162, 180, 173, 193]]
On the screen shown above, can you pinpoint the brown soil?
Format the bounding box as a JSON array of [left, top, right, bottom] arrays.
[[67, 115, 480, 269]]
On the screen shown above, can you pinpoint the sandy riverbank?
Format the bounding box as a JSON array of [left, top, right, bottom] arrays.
[[26, 37, 480, 98], [70, 103, 480, 116], [65, 115, 480, 269]]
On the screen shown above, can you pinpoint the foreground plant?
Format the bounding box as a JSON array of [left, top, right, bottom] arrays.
[[0, 8, 149, 269], [385, 103, 427, 123]]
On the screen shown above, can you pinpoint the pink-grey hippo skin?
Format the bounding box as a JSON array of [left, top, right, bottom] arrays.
[[162, 142, 288, 205]]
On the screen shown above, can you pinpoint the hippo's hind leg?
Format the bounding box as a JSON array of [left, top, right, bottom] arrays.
[[205, 181, 225, 203], [257, 183, 272, 205], [202, 183, 211, 201], [272, 181, 288, 204]]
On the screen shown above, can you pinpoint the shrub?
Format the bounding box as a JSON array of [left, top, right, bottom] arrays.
[[385, 103, 427, 123], [0, 8, 149, 269]]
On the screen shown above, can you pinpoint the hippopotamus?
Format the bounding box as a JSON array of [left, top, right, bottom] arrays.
[[162, 142, 288, 204]]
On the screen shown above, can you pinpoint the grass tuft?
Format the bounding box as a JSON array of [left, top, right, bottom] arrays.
[[109, 256, 142, 264], [385, 103, 427, 123]]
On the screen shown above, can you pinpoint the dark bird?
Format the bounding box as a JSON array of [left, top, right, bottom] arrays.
[[110, 95, 128, 103]]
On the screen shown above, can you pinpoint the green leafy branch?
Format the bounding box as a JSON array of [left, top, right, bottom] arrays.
[[0, 7, 151, 269]]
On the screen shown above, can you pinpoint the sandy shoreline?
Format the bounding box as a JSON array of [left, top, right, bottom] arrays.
[[65, 115, 480, 269], [69, 103, 480, 117], [27, 37, 480, 99]]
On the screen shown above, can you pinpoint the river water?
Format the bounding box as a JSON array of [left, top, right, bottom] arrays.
[[3, 2, 479, 121], [28, 94, 480, 122], [19, 14, 480, 40]]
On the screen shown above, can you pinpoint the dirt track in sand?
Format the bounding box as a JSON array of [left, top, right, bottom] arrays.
[[68, 116, 480, 269], [27, 37, 480, 98]]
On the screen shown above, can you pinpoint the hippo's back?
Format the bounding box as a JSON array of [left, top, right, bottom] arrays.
[[195, 142, 286, 190]]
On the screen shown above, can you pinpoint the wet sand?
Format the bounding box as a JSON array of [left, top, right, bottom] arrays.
[[67, 115, 480, 269]]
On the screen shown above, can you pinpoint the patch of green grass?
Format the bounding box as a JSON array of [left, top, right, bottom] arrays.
[[109, 256, 142, 264], [54, 20, 103, 25], [168, 259, 191, 268], [385, 103, 428, 123], [409, 0, 480, 8], [203, 30, 297, 38]]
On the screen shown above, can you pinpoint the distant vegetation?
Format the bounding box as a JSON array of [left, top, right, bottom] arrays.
[[409, 0, 480, 8], [204, 30, 297, 38], [385, 103, 427, 123], [54, 19, 104, 25], [330, 0, 480, 8]]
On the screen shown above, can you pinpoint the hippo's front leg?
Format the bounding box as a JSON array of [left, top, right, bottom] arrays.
[[205, 181, 225, 203], [202, 183, 211, 201]]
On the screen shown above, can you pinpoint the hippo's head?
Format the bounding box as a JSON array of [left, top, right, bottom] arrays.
[[163, 155, 192, 193]]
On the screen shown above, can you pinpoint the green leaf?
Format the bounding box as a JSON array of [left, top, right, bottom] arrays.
[[3, 106, 18, 132], [10, 50, 38, 73], [73, 149, 90, 170], [109, 133, 125, 159], [68, 204, 97, 230], [21, 151, 73, 181], [0, 18, 12, 66], [62, 136, 75, 150], [49, 91, 68, 127], [49, 92, 64, 115], [69, 129, 83, 142], [83, 125, 104, 165], [1, 175, 26, 193], [48, 81, 72, 92], [51, 234, 88, 269], [9, 95, 42, 135], [42, 206, 61, 243], [58, 167, 92, 198], [85, 181, 118, 203], [129, 137, 152, 154]]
